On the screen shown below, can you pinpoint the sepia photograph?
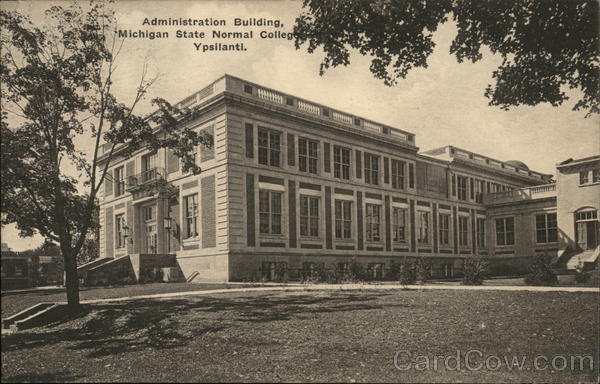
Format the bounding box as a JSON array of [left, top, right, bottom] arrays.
[[1, 0, 598, 382]]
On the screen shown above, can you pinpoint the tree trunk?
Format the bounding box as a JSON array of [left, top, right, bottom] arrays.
[[63, 250, 80, 307]]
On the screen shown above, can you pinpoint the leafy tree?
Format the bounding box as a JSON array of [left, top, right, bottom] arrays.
[[1, 1, 209, 306], [294, 0, 599, 116]]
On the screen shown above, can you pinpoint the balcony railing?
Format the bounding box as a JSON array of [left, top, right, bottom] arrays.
[[483, 183, 556, 205], [126, 167, 166, 190]]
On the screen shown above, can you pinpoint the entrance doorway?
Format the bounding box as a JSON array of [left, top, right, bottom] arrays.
[[575, 209, 599, 250], [142, 204, 157, 254]]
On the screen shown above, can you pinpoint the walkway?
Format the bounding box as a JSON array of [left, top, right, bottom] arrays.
[[75, 282, 599, 306]]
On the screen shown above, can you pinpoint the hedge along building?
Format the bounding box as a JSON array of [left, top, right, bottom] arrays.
[[94, 74, 596, 283]]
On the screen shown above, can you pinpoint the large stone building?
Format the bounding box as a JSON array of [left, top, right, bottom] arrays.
[[94, 75, 599, 282]]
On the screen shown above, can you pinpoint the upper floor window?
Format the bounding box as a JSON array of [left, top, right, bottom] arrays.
[[392, 207, 407, 243], [391, 160, 405, 190], [141, 151, 158, 178], [115, 214, 126, 249], [258, 127, 281, 167], [593, 169, 600, 183], [457, 175, 468, 201], [183, 194, 198, 239], [335, 200, 352, 239], [143, 205, 155, 221], [333, 146, 351, 180], [183, 149, 198, 175], [300, 195, 320, 237], [259, 190, 282, 235], [536, 213, 557, 243], [475, 180, 485, 203], [114, 166, 125, 196], [364, 153, 379, 185], [477, 218, 486, 248], [458, 216, 469, 246], [439, 213, 450, 245], [365, 203, 381, 241], [496, 217, 515, 246], [579, 171, 589, 185], [417, 211, 429, 244], [298, 138, 318, 174]]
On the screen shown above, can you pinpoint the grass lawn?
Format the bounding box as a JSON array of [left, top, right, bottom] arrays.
[[1, 283, 259, 318], [1, 289, 598, 383]]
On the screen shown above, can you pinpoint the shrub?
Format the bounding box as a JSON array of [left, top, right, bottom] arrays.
[[574, 258, 592, 284], [139, 267, 165, 283], [462, 258, 488, 285], [415, 258, 432, 284], [386, 261, 401, 281], [274, 262, 288, 283], [348, 260, 365, 282], [575, 270, 592, 284], [398, 258, 417, 286], [524, 254, 558, 286], [487, 259, 532, 277]]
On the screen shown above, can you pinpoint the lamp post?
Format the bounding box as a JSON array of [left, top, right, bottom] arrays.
[[163, 217, 172, 253]]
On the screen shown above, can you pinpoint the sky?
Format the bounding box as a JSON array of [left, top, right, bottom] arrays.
[[1, 0, 598, 251]]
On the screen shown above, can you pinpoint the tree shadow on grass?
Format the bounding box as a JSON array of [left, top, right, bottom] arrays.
[[1, 371, 82, 383], [2, 291, 412, 359]]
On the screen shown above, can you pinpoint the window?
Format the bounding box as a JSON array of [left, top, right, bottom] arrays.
[[475, 180, 485, 203], [575, 210, 597, 221], [335, 200, 352, 239], [302, 262, 324, 280], [391, 159, 405, 190], [443, 264, 454, 278], [257, 127, 281, 167], [536, 213, 557, 243], [13, 263, 25, 277], [593, 169, 600, 183], [496, 217, 515, 246], [417, 211, 429, 244], [457, 175, 468, 201], [183, 149, 197, 174], [115, 214, 125, 249], [259, 190, 282, 235], [367, 263, 385, 280], [141, 152, 158, 182], [458, 216, 469, 246], [439, 213, 450, 245], [392, 207, 407, 243], [183, 194, 198, 238], [261, 262, 287, 282], [333, 146, 351, 180], [300, 196, 320, 237], [477, 218, 486, 248], [114, 166, 125, 196], [298, 138, 318, 174], [143, 205, 155, 221], [575, 209, 598, 250], [364, 153, 379, 185], [579, 171, 589, 185], [337, 262, 350, 278], [366, 204, 382, 241]]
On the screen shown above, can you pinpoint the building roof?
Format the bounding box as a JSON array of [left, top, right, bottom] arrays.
[[505, 160, 529, 170], [421, 145, 552, 182], [556, 155, 600, 169]]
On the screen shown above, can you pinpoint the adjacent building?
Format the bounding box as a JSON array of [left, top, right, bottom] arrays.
[[94, 75, 599, 282]]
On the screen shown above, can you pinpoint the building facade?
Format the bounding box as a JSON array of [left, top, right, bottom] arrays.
[[95, 75, 599, 282]]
